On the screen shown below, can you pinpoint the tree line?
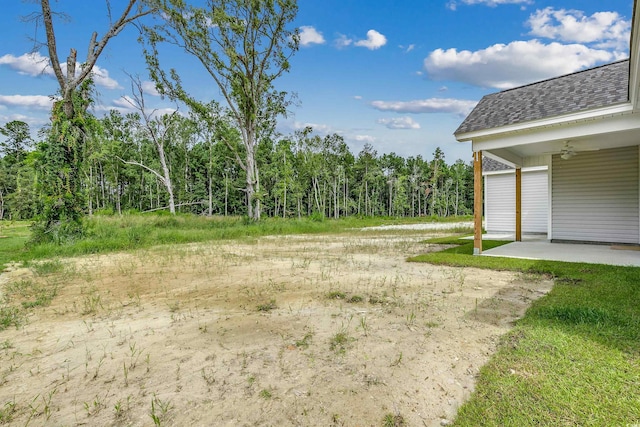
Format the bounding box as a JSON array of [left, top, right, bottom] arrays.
[[0, 116, 473, 222], [4, 0, 472, 244]]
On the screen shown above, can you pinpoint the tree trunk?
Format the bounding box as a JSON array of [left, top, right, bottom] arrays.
[[208, 173, 213, 216]]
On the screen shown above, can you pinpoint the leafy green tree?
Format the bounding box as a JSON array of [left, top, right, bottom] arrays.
[[33, 0, 151, 241], [144, 0, 299, 220], [0, 121, 31, 164], [0, 121, 33, 219]]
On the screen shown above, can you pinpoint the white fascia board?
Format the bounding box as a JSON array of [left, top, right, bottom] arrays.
[[458, 103, 633, 143], [472, 108, 640, 152], [482, 165, 548, 176], [483, 169, 513, 176]]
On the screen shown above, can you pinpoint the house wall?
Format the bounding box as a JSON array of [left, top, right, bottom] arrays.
[[551, 145, 639, 244], [522, 169, 548, 233], [484, 168, 548, 233], [485, 173, 515, 232]]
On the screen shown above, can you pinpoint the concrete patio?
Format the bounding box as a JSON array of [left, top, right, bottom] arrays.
[[474, 234, 640, 267]]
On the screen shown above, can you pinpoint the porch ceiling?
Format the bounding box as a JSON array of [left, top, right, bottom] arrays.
[[475, 111, 640, 167], [488, 128, 640, 159]]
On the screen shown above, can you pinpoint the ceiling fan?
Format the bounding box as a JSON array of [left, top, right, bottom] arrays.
[[546, 141, 599, 160]]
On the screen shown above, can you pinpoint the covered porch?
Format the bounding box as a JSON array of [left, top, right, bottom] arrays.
[[456, 59, 640, 255], [481, 238, 640, 267]]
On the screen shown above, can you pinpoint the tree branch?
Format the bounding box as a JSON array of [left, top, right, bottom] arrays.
[[40, 0, 65, 89]]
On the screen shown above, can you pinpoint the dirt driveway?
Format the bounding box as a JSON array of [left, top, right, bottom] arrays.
[[0, 231, 551, 426]]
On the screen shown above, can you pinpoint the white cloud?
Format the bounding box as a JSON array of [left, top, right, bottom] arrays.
[[112, 96, 136, 109], [448, 0, 532, 10], [377, 117, 421, 130], [527, 8, 630, 50], [299, 26, 325, 47], [0, 52, 50, 76], [354, 30, 387, 50], [0, 52, 121, 89], [0, 94, 54, 110], [291, 120, 335, 135], [335, 34, 353, 49], [371, 98, 477, 116], [353, 95, 363, 100], [424, 39, 619, 89], [90, 66, 121, 89], [142, 81, 161, 96], [94, 97, 180, 120], [400, 44, 415, 53], [149, 107, 180, 119], [353, 135, 376, 143]]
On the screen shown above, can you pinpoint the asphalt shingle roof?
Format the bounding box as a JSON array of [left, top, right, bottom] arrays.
[[455, 60, 630, 136], [483, 157, 511, 172]]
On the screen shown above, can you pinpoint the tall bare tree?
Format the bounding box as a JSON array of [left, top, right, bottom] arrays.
[[41, 0, 151, 120], [119, 78, 178, 214], [144, 0, 299, 220], [33, 0, 152, 242]]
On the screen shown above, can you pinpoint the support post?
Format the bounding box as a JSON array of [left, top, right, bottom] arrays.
[[473, 151, 483, 255], [515, 168, 522, 242]]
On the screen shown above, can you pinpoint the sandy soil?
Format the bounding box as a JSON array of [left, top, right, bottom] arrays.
[[0, 231, 551, 426]]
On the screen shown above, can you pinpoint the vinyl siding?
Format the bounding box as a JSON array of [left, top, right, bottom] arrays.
[[485, 174, 515, 233], [485, 170, 548, 233], [551, 146, 639, 244], [522, 170, 548, 233]]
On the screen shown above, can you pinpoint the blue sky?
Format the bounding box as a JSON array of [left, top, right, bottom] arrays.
[[0, 0, 633, 163]]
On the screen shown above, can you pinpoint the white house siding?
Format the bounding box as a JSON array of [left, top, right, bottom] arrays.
[[522, 169, 548, 233], [485, 169, 548, 233], [485, 173, 515, 233], [551, 146, 639, 244]]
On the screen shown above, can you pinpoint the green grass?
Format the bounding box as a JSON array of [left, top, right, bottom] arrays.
[[0, 214, 470, 269], [0, 221, 31, 270], [411, 237, 640, 426]]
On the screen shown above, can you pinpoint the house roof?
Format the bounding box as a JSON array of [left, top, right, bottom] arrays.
[[483, 157, 511, 172], [455, 59, 630, 136]]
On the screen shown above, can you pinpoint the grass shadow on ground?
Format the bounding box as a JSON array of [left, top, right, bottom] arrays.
[[410, 237, 640, 426]]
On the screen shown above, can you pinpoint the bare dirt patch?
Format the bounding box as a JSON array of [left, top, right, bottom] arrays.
[[0, 232, 551, 426]]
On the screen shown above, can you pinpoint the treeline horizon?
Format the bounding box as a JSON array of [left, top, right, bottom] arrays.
[[0, 112, 474, 222]]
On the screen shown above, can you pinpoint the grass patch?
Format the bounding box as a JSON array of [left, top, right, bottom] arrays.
[[381, 413, 406, 427], [329, 331, 351, 354], [5, 279, 58, 309], [0, 221, 30, 270], [346, 294, 364, 303], [1, 214, 462, 269], [256, 299, 277, 312], [326, 291, 347, 300], [295, 332, 313, 349], [0, 306, 22, 331], [411, 237, 640, 426]]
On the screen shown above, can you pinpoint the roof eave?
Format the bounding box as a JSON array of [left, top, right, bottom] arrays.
[[454, 102, 633, 143]]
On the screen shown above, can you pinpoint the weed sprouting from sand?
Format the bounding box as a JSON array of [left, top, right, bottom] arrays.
[[81, 286, 102, 315], [356, 313, 368, 334], [0, 400, 16, 423], [259, 389, 272, 399], [326, 291, 346, 300], [382, 412, 406, 426], [257, 299, 277, 312], [149, 394, 172, 426], [329, 330, 351, 354], [295, 332, 314, 349], [0, 306, 22, 331]]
